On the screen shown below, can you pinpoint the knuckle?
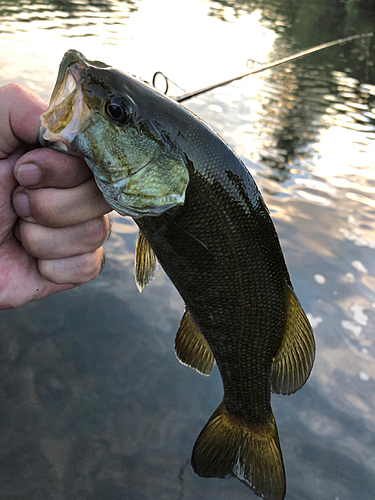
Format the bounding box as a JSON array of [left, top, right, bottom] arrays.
[[75, 252, 100, 281], [38, 259, 60, 283], [38, 250, 104, 285], [28, 181, 111, 228], [1, 83, 25, 99], [18, 221, 44, 256], [85, 215, 111, 248], [30, 189, 62, 227], [85, 249, 106, 282]]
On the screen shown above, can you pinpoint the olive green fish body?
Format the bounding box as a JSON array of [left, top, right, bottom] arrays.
[[136, 132, 289, 499], [136, 142, 288, 418], [40, 50, 315, 500]]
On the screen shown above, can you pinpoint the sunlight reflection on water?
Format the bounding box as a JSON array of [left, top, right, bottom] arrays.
[[2, 0, 375, 498]]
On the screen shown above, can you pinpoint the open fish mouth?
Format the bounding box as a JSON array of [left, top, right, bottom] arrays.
[[39, 51, 91, 153]]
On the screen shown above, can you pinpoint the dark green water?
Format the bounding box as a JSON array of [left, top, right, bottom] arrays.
[[1, 1, 375, 499]]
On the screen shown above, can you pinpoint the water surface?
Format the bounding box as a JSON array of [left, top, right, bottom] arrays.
[[1, 1, 375, 499]]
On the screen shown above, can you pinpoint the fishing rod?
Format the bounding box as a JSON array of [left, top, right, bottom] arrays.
[[152, 33, 373, 103]]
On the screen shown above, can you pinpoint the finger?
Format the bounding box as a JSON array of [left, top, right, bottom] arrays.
[[0, 145, 29, 232], [0, 84, 47, 157], [14, 148, 92, 188], [38, 247, 105, 285], [17, 215, 110, 259], [12, 177, 112, 227]]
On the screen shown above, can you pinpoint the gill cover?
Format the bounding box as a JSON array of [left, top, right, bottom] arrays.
[[40, 49, 189, 218], [89, 146, 189, 218]]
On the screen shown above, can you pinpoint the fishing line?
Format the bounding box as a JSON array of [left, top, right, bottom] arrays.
[[163, 214, 212, 255], [246, 58, 263, 70], [152, 71, 186, 95], [152, 33, 373, 102]]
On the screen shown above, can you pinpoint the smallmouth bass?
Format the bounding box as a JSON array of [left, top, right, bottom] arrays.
[[40, 50, 315, 500]]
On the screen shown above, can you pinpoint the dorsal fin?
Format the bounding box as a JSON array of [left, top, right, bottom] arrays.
[[135, 230, 158, 292], [271, 286, 315, 395], [175, 308, 215, 376]]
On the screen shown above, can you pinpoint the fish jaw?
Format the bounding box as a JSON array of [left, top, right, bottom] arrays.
[[39, 53, 91, 155]]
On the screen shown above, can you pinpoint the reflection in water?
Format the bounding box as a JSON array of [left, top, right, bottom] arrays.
[[1, 0, 375, 498], [206, 0, 375, 193], [0, 0, 139, 25], [0, 0, 140, 43]]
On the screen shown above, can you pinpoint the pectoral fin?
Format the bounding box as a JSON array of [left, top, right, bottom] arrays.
[[271, 286, 315, 395], [175, 308, 215, 376], [135, 230, 158, 292]]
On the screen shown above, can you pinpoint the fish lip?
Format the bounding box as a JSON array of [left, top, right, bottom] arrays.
[[49, 50, 87, 106], [38, 123, 83, 155], [47, 49, 111, 109], [40, 53, 91, 152]]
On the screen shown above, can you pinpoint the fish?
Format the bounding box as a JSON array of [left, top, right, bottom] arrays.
[[39, 50, 315, 500]]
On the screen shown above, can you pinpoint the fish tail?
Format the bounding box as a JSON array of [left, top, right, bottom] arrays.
[[191, 402, 286, 500]]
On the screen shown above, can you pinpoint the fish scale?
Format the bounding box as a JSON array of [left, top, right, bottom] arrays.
[[137, 160, 286, 431], [40, 49, 315, 500]]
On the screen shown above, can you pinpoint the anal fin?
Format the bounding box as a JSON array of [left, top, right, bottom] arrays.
[[271, 286, 315, 395], [135, 230, 158, 292], [175, 308, 215, 376]]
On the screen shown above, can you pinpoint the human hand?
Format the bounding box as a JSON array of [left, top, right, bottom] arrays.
[[0, 83, 112, 309]]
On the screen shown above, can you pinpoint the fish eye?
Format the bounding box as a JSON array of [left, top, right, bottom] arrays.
[[105, 98, 131, 124]]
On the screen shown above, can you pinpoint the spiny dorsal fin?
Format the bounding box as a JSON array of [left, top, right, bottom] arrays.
[[192, 401, 286, 500], [271, 286, 315, 395], [175, 308, 215, 376], [135, 230, 158, 292]]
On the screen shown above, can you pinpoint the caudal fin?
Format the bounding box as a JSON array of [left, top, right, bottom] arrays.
[[191, 402, 286, 500]]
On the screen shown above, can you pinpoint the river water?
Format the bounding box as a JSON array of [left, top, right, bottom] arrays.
[[1, 1, 375, 499]]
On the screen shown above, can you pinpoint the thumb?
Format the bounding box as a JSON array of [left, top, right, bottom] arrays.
[[0, 84, 47, 158]]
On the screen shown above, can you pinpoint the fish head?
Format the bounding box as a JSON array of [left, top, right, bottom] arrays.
[[40, 49, 189, 217]]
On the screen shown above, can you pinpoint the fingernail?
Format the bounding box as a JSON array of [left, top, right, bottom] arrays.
[[13, 192, 30, 218], [16, 163, 41, 187]]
